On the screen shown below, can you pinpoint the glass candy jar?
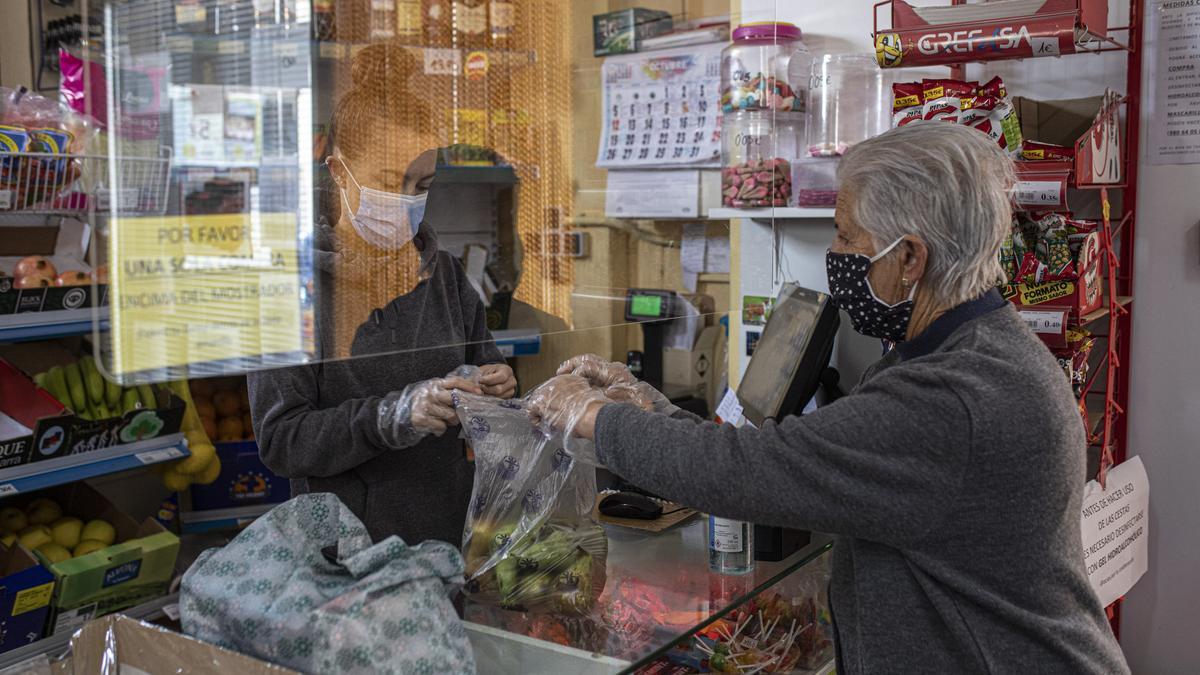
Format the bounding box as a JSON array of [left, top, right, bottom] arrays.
[[721, 22, 810, 114]]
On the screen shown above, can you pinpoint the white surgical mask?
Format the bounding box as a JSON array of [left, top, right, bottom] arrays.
[[336, 159, 427, 250]]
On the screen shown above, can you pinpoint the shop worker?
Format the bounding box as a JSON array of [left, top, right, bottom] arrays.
[[249, 45, 516, 545], [532, 123, 1129, 673]]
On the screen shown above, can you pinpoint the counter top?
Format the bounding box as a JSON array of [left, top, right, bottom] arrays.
[[465, 517, 833, 673]]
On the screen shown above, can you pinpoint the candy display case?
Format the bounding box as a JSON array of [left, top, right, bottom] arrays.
[[464, 518, 834, 674]]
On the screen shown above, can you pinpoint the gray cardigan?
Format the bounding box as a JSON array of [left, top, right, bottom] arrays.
[[595, 290, 1128, 674], [248, 224, 503, 546]]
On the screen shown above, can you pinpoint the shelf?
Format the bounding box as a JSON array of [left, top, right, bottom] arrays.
[[0, 307, 109, 343], [181, 503, 275, 534], [0, 592, 178, 670], [708, 207, 836, 222], [1081, 296, 1133, 325], [493, 328, 541, 358], [0, 434, 187, 496]]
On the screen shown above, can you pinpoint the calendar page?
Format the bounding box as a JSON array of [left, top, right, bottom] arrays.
[[596, 42, 724, 169]]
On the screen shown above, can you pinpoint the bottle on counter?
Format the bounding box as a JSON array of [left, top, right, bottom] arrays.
[[709, 516, 755, 575]]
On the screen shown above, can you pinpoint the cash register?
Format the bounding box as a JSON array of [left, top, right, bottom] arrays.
[[736, 283, 841, 560]]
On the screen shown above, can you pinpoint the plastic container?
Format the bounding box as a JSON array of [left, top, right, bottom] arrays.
[[721, 111, 800, 208], [792, 156, 840, 208], [720, 22, 810, 113], [807, 53, 887, 157]]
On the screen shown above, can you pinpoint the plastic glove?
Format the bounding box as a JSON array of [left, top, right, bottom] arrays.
[[479, 363, 517, 399], [558, 354, 678, 417], [556, 354, 636, 388], [525, 374, 612, 441], [377, 370, 482, 448]]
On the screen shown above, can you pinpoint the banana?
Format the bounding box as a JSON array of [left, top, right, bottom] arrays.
[[44, 367, 71, 409], [91, 401, 111, 420], [33, 372, 46, 388], [62, 362, 87, 413], [137, 384, 157, 410], [104, 376, 122, 409], [161, 468, 192, 492], [121, 388, 141, 416], [79, 355, 104, 405]]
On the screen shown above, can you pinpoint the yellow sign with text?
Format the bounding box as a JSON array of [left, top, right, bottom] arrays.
[[109, 213, 310, 377]]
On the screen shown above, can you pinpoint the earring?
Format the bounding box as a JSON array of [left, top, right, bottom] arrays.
[[901, 277, 910, 288]]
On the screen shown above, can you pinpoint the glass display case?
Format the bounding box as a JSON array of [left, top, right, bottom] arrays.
[[465, 520, 835, 674]]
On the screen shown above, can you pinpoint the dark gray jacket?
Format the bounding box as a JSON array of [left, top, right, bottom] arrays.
[[594, 291, 1128, 674], [248, 224, 503, 546]]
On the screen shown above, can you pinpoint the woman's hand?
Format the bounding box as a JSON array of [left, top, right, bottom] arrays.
[[407, 376, 481, 436], [479, 363, 517, 399], [526, 374, 611, 440], [556, 354, 636, 388]]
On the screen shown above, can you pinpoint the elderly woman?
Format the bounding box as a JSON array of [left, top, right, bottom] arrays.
[[532, 123, 1129, 674]]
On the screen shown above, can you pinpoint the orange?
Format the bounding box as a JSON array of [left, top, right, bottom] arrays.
[[238, 388, 251, 412], [194, 399, 216, 419], [242, 413, 254, 439], [216, 416, 243, 439], [213, 390, 240, 417], [201, 415, 218, 439]]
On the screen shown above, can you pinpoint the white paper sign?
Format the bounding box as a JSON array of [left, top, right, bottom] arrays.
[[1080, 456, 1150, 607], [604, 170, 700, 218], [1150, 1, 1200, 164], [716, 387, 743, 425]]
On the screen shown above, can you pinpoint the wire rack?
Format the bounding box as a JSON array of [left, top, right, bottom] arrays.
[[0, 146, 172, 216]]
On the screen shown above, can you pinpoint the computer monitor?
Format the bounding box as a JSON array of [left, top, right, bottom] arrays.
[[737, 284, 839, 428]]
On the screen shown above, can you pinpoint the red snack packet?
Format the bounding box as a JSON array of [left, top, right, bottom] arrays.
[[979, 75, 1008, 100], [922, 79, 976, 123], [892, 82, 924, 127], [1021, 140, 1076, 161]]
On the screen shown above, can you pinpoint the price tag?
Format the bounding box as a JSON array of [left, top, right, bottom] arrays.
[[716, 388, 743, 425], [136, 447, 185, 465], [497, 343, 515, 358], [1014, 180, 1064, 207], [0, 484, 18, 497], [0, 190, 12, 210], [1019, 310, 1066, 335], [162, 603, 181, 621], [424, 48, 462, 76], [175, 5, 206, 24]]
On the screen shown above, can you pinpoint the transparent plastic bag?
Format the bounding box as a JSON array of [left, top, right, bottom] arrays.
[[455, 391, 608, 615]]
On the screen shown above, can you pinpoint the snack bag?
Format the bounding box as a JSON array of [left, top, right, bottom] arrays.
[[455, 384, 608, 615], [892, 82, 924, 127], [1021, 140, 1075, 162], [922, 79, 976, 123]]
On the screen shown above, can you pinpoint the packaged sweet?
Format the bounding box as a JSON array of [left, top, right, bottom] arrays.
[[1012, 213, 1077, 284], [1055, 328, 1096, 396], [456, 384, 608, 615], [0, 124, 28, 153], [892, 82, 924, 127], [978, 75, 1008, 100]]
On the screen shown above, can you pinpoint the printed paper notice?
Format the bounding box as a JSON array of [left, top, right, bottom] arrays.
[[1080, 456, 1149, 607], [1150, 1, 1200, 164], [605, 170, 699, 218], [109, 213, 312, 378]]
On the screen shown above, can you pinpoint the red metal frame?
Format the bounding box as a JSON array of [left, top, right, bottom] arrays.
[[873, 0, 1144, 639]]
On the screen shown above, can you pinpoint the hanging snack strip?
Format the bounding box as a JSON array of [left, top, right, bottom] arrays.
[[1002, 212, 1097, 286], [890, 76, 1022, 154]]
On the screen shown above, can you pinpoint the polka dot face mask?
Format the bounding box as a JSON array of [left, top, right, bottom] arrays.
[[825, 237, 917, 342]]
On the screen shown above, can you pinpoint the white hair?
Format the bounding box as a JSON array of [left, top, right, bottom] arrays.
[[837, 122, 1015, 307]]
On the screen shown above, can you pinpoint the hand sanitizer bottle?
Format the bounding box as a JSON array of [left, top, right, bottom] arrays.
[[709, 516, 754, 575]]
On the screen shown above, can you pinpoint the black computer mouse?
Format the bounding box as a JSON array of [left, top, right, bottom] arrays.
[[599, 491, 663, 520]]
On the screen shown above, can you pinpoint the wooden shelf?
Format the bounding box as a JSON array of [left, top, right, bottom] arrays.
[[1081, 296, 1133, 325]]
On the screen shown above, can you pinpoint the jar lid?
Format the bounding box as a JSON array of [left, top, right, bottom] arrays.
[[732, 22, 801, 43]]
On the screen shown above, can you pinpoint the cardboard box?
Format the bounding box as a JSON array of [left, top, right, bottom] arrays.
[[0, 358, 184, 470], [17, 483, 180, 636], [0, 546, 56, 655], [0, 219, 108, 317], [183, 440, 288, 527], [593, 8, 673, 56], [70, 615, 299, 674]]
